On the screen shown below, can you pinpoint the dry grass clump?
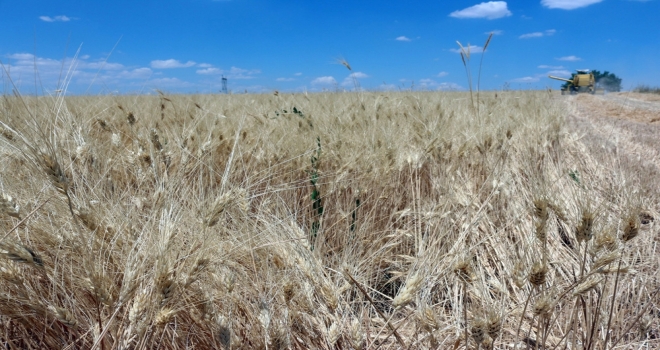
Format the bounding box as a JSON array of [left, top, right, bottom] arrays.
[[0, 88, 658, 349]]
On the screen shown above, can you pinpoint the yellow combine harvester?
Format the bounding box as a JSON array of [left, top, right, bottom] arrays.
[[548, 70, 596, 95]]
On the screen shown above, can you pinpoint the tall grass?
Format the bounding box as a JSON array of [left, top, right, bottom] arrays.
[[0, 88, 658, 349]]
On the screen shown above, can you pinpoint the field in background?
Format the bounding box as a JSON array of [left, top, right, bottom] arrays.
[[0, 90, 658, 349]]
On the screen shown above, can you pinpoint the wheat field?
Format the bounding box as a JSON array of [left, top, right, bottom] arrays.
[[0, 90, 658, 349]]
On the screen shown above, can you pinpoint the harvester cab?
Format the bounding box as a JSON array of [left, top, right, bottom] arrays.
[[548, 69, 596, 95]]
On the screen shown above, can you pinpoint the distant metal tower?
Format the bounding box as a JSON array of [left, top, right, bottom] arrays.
[[221, 76, 228, 94]]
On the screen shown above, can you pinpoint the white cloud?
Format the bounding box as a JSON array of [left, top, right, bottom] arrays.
[[197, 63, 213, 68], [378, 83, 397, 91], [437, 82, 463, 90], [519, 32, 544, 39], [150, 59, 196, 69], [450, 1, 512, 20], [195, 66, 260, 79], [117, 68, 153, 80], [519, 29, 556, 39], [450, 45, 484, 54], [7, 53, 125, 75], [538, 65, 564, 69], [227, 66, 261, 79], [487, 30, 504, 35], [294, 72, 302, 76], [80, 61, 125, 70], [541, 0, 603, 10], [512, 69, 571, 83], [39, 15, 71, 22], [3, 52, 266, 94], [547, 69, 572, 77], [4, 52, 158, 93], [349, 72, 368, 79], [149, 77, 194, 88], [341, 72, 369, 87], [8, 53, 37, 60], [557, 55, 582, 61], [396, 36, 411, 42], [418, 79, 463, 91], [196, 67, 221, 75], [276, 77, 295, 82], [511, 76, 541, 83], [437, 71, 449, 77], [311, 76, 336, 86]]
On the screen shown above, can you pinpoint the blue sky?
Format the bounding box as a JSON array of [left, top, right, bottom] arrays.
[[1, 0, 658, 94]]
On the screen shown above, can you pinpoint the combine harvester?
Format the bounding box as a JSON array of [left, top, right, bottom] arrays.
[[548, 69, 604, 95]]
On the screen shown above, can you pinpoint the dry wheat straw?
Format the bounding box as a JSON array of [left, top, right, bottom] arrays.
[[0, 192, 20, 218], [529, 261, 547, 287], [0, 90, 657, 349], [573, 276, 603, 296], [622, 212, 640, 242], [0, 241, 43, 266], [392, 271, 423, 309], [576, 209, 595, 243], [49, 305, 77, 327]]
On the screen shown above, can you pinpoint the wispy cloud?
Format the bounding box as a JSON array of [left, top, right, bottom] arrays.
[[511, 76, 540, 83], [311, 76, 337, 86], [196, 67, 221, 75], [396, 36, 411, 42], [450, 1, 512, 20], [349, 72, 368, 79], [39, 15, 71, 22], [115, 68, 153, 80], [519, 29, 556, 39], [486, 30, 504, 35], [197, 63, 213, 68], [378, 83, 397, 91], [512, 68, 571, 83], [437, 82, 463, 90], [557, 55, 582, 61], [538, 65, 564, 69], [7, 52, 127, 72], [276, 77, 295, 82], [8, 53, 39, 60], [226, 67, 261, 79], [341, 72, 368, 87], [437, 71, 449, 77], [449, 45, 484, 54], [541, 0, 603, 10], [4, 52, 155, 93], [196, 66, 260, 79], [294, 72, 303, 76], [519, 32, 544, 39], [149, 77, 193, 88], [418, 79, 463, 90], [547, 69, 572, 77], [150, 59, 196, 69]]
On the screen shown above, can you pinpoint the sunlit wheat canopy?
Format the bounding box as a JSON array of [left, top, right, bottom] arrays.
[[1, 0, 659, 349]]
